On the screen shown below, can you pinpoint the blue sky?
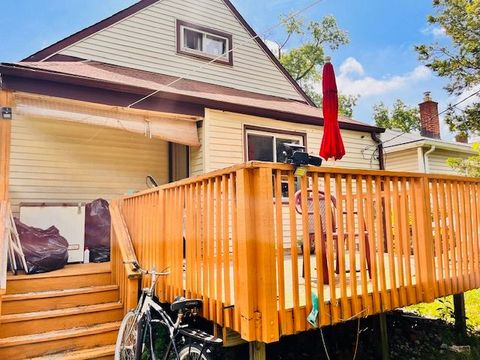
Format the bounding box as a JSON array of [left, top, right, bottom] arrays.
[[0, 0, 456, 138]]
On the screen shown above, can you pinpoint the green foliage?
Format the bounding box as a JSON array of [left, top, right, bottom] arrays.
[[338, 94, 359, 118], [303, 81, 359, 117], [436, 297, 455, 323], [447, 143, 480, 177], [373, 99, 421, 133], [416, 0, 480, 135], [407, 289, 480, 330], [278, 14, 349, 83], [275, 13, 357, 117], [444, 103, 480, 136]]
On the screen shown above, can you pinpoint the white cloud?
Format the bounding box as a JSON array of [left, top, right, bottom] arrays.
[[421, 26, 447, 38], [339, 57, 364, 76], [335, 57, 432, 97], [263, 39, 280, 58]]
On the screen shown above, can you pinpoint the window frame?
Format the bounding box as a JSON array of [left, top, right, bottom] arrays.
[[244, 125, 307, 163], [244, 125, 308, 201], [176, 20, 233, 66]]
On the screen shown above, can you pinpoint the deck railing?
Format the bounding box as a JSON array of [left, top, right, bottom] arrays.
[[119, 162, 480, 343], [110, 200, 140, 313]]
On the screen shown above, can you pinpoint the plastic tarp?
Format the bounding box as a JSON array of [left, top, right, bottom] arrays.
[[85, 199, 111, 263], [14, 218, 69, 274]]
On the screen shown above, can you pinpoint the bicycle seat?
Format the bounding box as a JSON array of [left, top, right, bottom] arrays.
[[170, 296, 203, 312]]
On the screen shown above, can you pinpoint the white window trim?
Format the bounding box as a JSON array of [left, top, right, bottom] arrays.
[[180, 25, 230, 61]]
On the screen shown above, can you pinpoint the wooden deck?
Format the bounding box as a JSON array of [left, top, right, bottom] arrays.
[[116, 162, 480, 344], [283, 253, 418, 308]]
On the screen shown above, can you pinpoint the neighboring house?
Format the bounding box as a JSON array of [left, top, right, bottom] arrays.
[[382, 92, 476, 175]]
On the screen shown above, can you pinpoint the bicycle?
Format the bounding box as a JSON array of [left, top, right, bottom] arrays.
[[115, 262, 222, 360]]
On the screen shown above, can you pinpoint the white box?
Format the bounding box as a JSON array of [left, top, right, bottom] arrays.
[[19, 203, 86, 263]]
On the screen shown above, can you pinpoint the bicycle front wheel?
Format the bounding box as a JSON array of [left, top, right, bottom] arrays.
[[115, 310, 140, 360], [177, 342, 214, 360]]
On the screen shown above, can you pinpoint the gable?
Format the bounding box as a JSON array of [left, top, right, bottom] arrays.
[[26, 0, 309, 103]]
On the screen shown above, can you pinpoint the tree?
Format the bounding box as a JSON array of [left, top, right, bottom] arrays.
[[373, 99, 421, 133], [415, 0, 480, 135], [273, 14, 358, 117], [447, 143, 480, 177]]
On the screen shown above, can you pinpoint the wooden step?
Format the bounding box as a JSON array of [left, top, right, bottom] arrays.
[[6, 263, 112, 294], [0, 321, 120, 359], [30, 345, 115, 360], [1, 285, 119, 315], [0, 302, 124, 338]]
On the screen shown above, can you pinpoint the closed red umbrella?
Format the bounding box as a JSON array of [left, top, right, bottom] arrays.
[[319, 57, 345, 161]]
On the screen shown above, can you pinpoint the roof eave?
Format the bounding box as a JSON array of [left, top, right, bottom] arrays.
[[0, 64, 383, 133], [21, 0, 315, 106], [384, 138, 476, 154]]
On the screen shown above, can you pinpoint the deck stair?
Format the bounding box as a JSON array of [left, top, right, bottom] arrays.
[[0, 262, 121, 359]]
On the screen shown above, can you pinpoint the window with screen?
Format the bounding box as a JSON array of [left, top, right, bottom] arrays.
[[177, 20, 232, 65], [245, 127, 306, 197]]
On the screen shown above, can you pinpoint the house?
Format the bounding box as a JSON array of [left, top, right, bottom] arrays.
[[0, 0, 386, 357], [1, 1, 479, 359], [382, 92, 476, 174], [0, 0, 386, 216]]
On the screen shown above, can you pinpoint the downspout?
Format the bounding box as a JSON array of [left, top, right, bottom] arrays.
[[423, 145, 436, 174], [371, 132, 385, 170]]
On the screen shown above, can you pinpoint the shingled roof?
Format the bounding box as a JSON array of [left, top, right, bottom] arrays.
[[0, 61, 384, 133]]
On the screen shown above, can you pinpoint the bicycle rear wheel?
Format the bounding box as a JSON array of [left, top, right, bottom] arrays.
[[177, 342, 214, 360], [115, 310, 140, 360]]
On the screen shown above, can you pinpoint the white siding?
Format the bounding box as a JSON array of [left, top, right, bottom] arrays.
[[189, 125, 204, 176], [384, 148, 419, 173], [203, 109, 380, 172], [9, 115, 169, 213], [58, 0, 304, 102], [428, 149, 469, 175], [201, 109, 379, 251]]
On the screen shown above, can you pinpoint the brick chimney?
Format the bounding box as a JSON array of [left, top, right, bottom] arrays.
[[419, 91, 441, 139]]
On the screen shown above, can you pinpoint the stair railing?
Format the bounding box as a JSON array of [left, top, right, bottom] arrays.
[[110, 199, 141, 313]]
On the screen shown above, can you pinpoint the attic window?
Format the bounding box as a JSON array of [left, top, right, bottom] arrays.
[[177, 20, 233, 65]]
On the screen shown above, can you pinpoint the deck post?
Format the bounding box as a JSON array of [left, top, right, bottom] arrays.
[[249, 341, 266, 360], [377, 313, 390, 360], [453, 293, 467, 337], [235, 166, 279, 344], [0, 90, 13, 201], [235, 168, 259, 341], [252, 167, 279, 343]]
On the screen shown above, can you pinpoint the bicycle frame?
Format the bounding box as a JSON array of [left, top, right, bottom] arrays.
[[132, 270, 186, 360], [119, 264, 219, 360]]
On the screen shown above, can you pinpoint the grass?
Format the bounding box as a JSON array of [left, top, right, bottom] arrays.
[[406, 289, 480, 328]]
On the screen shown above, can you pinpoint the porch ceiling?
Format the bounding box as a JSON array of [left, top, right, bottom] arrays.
[[13, 93, 201, 147]]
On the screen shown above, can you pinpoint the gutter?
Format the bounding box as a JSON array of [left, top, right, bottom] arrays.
[[371, 132, 385, 170], [384, 139, 475, 155], [423, 145, 436, 173]]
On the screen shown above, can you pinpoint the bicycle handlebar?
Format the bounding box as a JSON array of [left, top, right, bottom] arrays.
[[123, 261, 170, 277]]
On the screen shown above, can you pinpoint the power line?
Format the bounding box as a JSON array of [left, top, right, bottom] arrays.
[[127, 0, 323, 108], [54, 0, 323, 143]]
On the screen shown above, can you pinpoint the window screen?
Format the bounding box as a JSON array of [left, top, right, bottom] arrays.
[[247, 134, 274, 162], [184, 28, 203, 51]]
